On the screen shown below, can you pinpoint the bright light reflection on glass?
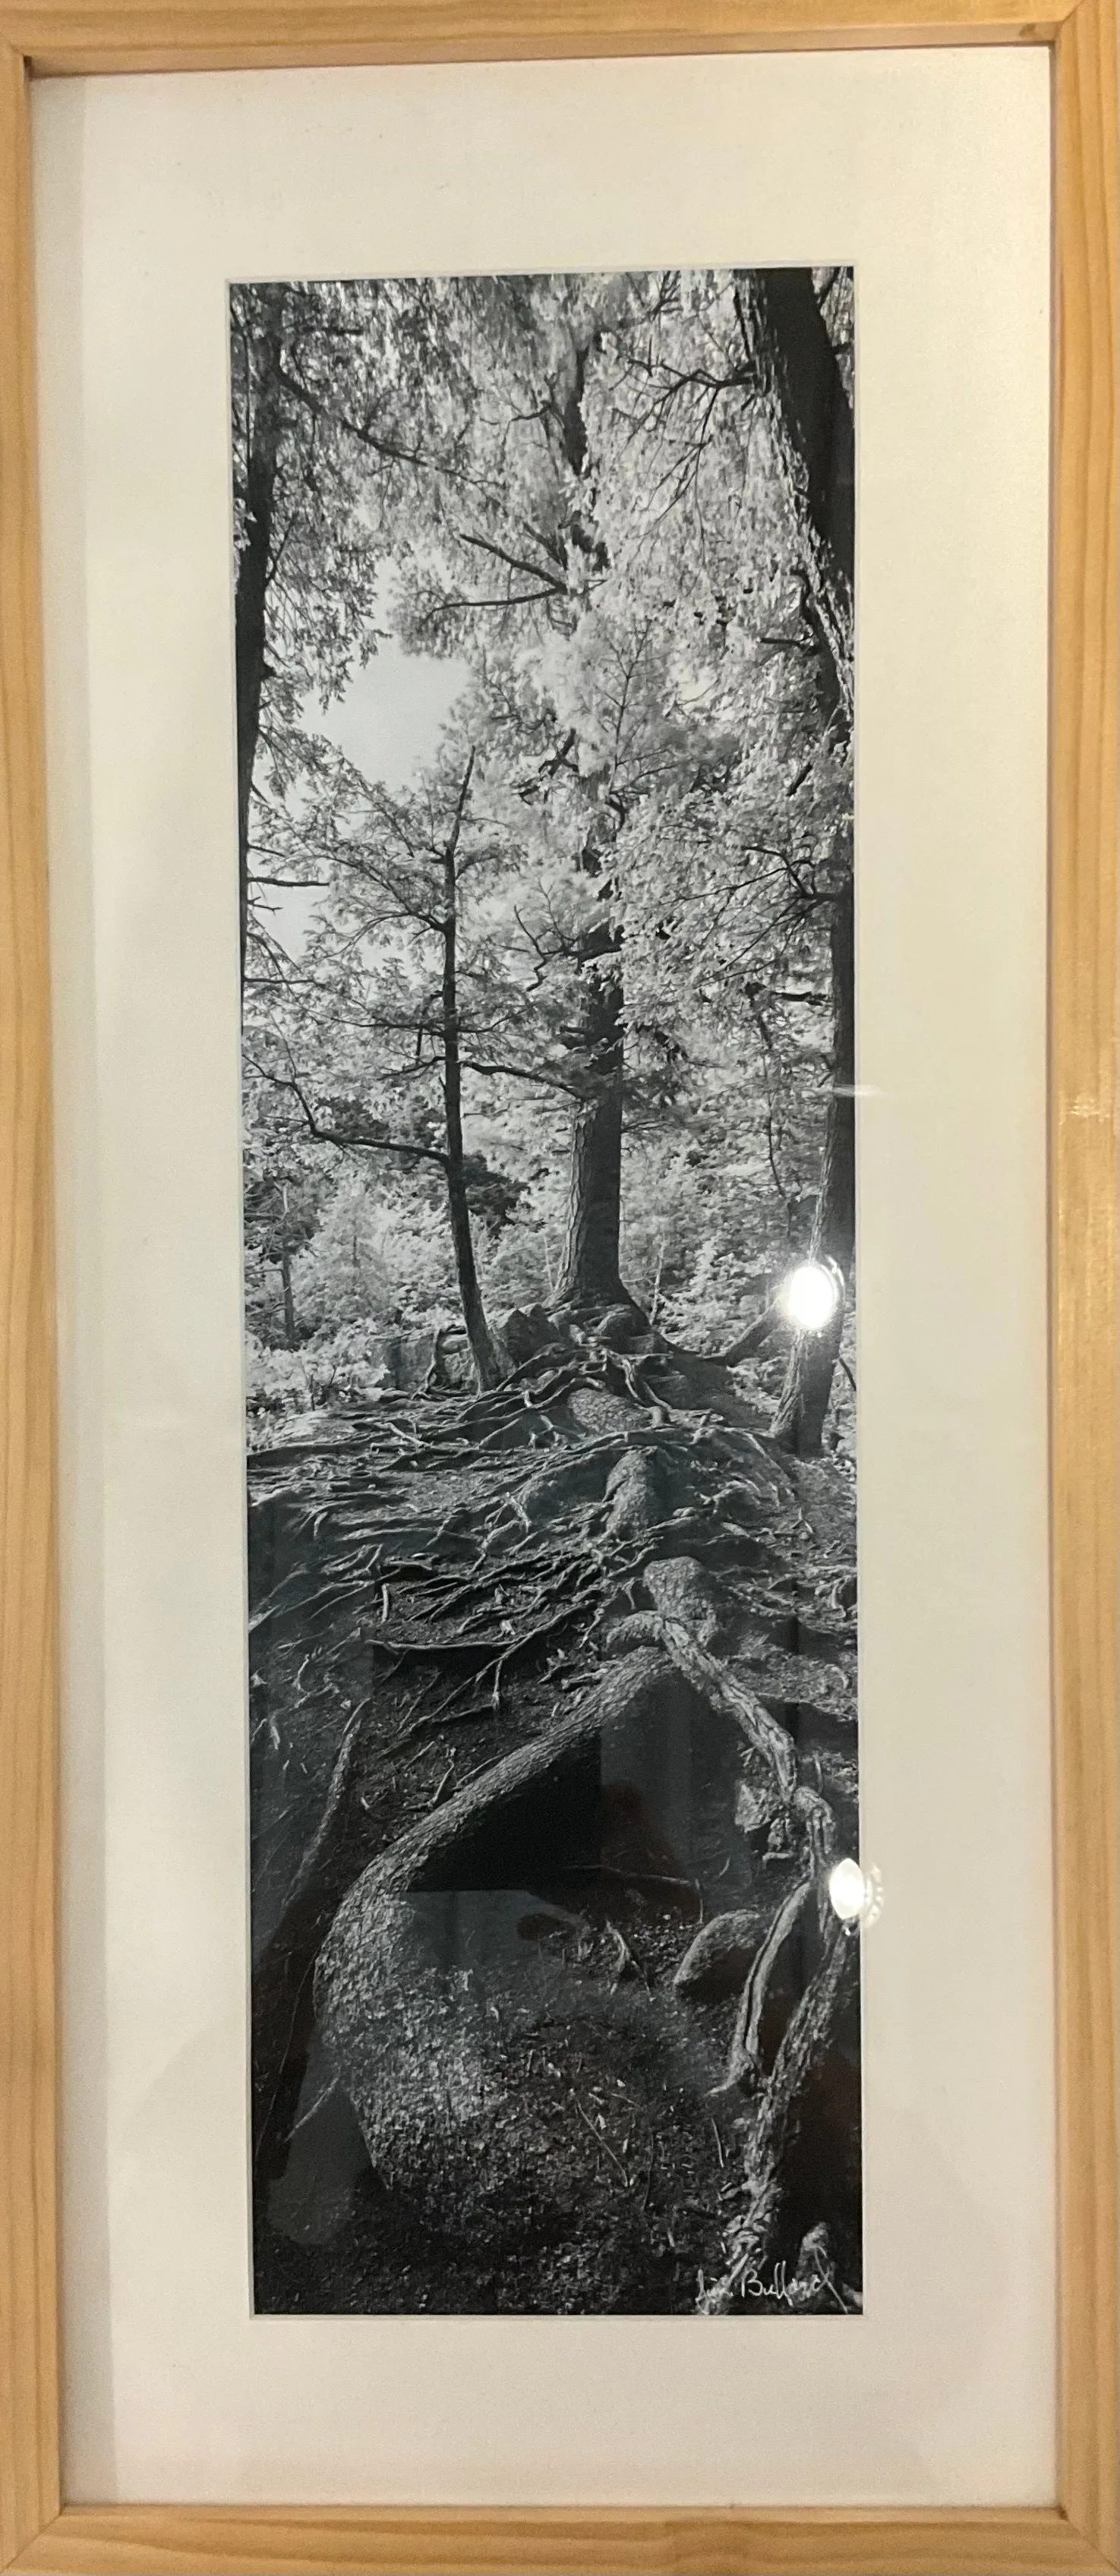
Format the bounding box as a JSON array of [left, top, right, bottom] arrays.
[[777, 1258, 842, 1335], [828, 1858, 868, 1924]]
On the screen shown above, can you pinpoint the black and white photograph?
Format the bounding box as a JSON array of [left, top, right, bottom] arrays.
[[234, 265, 860, 2319]]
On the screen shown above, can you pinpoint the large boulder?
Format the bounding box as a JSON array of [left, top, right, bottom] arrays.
[[313, 1645, 749, 2306]]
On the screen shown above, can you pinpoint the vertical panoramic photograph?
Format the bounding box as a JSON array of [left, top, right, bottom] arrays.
[[233, 266, 860, 2317]]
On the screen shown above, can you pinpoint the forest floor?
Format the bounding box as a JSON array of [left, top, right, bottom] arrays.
[[247, 1303, 861, 2317]]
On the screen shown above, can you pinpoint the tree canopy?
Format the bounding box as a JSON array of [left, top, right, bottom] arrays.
[[235, 266, 854, 1449]]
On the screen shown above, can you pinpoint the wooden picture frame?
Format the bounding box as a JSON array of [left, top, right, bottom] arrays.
[[0, 7, 1115, 2571]]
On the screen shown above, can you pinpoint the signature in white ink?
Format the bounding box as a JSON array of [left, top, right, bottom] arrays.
[[741, 2259, 809, 2307], [740, 2256, 853, 2313]]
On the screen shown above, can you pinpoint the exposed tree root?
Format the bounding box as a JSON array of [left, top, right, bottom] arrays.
[[322, 1644, 667, 1926], [698, 1922, 859, 2313], [252, 1707, 368, 2185], [250, 1308, 859, 2309]]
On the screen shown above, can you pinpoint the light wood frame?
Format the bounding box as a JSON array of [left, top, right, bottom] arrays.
[[0, 5, 1115, 2570]]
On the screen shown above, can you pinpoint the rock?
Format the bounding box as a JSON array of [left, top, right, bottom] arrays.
[[590, 1303, 650, 1350], [644, 1555, 726, 1647], [673, 1906, 765, 2001], [602, 1447, 667, 1534], [318, 1881, 723, 2276], [501, 1304, 560, 1366], [311, 1645, 759, 2305], [735, 1766, 781, 1835]]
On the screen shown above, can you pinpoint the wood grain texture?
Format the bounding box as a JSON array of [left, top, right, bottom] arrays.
[[0, 39, 61, 2576], [9, 2504, 1118, 2576], [0, 0, 1076, 76], [1052, 0, 1120, 2565]]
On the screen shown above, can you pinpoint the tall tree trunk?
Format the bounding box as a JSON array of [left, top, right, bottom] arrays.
[[547, 336, 630, 1319], [440, 758, 503, 1390], [235, 297, 285, 992], [553, 912, 627, 1310], [771, 864, 854, 1454], [279, 1187, 297, 1351], [739, 272, 855, 1455], [736, 269, 853, 720]]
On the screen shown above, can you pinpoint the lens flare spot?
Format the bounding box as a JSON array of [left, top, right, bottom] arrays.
[[828, 1857, 867, 1924], [777, 1259, 842, 1334]]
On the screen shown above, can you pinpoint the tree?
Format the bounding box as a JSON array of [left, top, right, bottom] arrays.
[[390, 277, 645, 1312], [553, 885, 626, 1307], [242, 1131, 322, 1348], [231, 277, 478, 988], [243, 727, 566, 1387], [240, 267, 857, 1415], [736, 272, 855, 1452], [435, 755, 503, 1385], [569, 266, 855, 1439], [234, 287, 286, 985], [734, 269, 853, 722]]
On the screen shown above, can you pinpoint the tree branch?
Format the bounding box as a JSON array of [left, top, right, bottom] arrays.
[[254, 1058, 449, 1171]]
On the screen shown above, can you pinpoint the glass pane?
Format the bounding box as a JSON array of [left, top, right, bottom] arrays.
[[235, 266, 861, 2317]]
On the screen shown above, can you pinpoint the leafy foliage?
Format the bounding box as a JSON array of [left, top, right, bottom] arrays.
[[236, 266, 853, 1405]]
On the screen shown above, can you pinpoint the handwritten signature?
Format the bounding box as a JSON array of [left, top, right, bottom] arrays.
[[739, 2257, 846, 2312]]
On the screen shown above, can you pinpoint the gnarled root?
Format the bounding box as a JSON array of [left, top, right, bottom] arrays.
[[252, 1707, 368, 2184], [698, 1921, 858, 2312], [251, 1320, 857, 2295]]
